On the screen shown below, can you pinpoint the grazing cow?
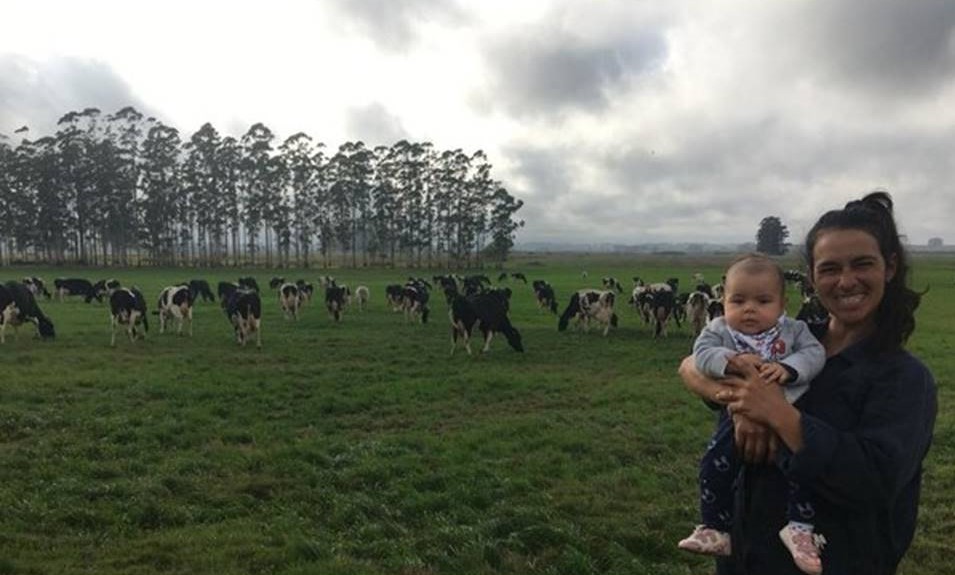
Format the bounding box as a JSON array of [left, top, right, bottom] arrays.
[[385, 284, 405, 312], [269, 276, 286, 289], [319, 275, 336, 288], [325, 285, 348, 322], [1, 281, 55, 343], [92, 279, 121, 302], [686, 291, 710, 336], [238, 276, 260, 292], [497, 272, 508, 282], [279, 283, 301, 320], [217, 281, 239, 302], [532, 280, 559, 314], [223, 289, 262, 347], [354, 285, 370, 311], [601, 276, 624, 293], [156, 285, 194, 336], [401, 280, 431, 324], [511, 272, 528, 284], [54, 277, 100, 303], [449, 291, 524, 355], [110, 287, 148, 346], [187, 279, 216, 302], [22, 277, 52, 300], [648, 287, 676, 338], [558, 289, 618, 336], [295, 280, 314, 304]]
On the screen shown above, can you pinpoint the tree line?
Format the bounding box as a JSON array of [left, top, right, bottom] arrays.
[[0, 106, 524, 269]]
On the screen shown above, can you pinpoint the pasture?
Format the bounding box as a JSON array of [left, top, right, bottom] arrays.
[[2, 254, 953, 575]]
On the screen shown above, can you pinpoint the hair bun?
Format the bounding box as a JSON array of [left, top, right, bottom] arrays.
[[853, 190, 894, 214]]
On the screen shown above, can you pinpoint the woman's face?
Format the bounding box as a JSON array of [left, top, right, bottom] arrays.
[[810, 228, 896, 330]]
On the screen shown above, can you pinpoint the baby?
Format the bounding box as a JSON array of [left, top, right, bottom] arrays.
[[678, 254, 827, 575]]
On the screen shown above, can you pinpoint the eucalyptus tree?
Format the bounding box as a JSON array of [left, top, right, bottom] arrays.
[[325, 141, 374, 267], [183, 122, 225, 265], [430, 148, 470, 266], [239, 123, 277, 266], [139, 122, 182, 265], [0, 134, 12, 263], [32, 136, 74, 262], [484, 183, 524, 265], [55, 108, 102, 263], [100, 106, 146, 264], [389, 140, 431, 266], [4, 136, 38, 261], [279, 132, 321, 267], [217, 136, 243, 264], [370, 144, 401, 266]]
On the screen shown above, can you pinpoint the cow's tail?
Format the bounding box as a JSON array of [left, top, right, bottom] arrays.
[[503, 323, 524, 352], [558, 293, 580, 331]]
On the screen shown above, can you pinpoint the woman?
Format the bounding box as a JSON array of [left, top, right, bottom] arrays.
[[679, 191, 937, 575]]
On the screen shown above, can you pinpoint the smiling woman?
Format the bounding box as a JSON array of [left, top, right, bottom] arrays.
[[680, 191, 937, 575]]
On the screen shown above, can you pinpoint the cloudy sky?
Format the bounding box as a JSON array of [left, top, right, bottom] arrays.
[[2, 0, 953, 245]]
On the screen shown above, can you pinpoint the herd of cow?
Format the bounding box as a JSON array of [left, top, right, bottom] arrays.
[[1, 269, 826, 353]]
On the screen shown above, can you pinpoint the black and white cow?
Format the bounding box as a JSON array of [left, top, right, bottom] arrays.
[[92, 279, 121, 302], [796, 294, 829, 330], [238, 276, 260, 292], [685, 291, 710, 337], [223, 289, 262, 347], [401, 279, 431, 324], [188, 279, 216, 302], [648, 287, 676, 338], [22, 277, 52, 300], [54, 277, 100, 303], [110, 287, 148, 346], [354, 285, 370, 311], [325, 285, 348, 322], [295, 280, 314, 305], [601, 277, 624, 293], [707, 299, 725, 321], [269, 276, 286, 290], [217, 281, 240, 302], [156, 285, 194, 336], [532, 280, 559, 314], [279, 283, 301, 320], [558, 289, 618, 336], [1, 281, 55, 343], [511, 272, 527, 284], [385, 284, 405, 312], [449, 291, 524, 355]]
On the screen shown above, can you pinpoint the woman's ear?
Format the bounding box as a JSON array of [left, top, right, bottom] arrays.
[[885, 253, 898, 283]]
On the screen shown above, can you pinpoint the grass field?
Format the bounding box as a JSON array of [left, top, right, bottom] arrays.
[[1, 253, 953, 575]]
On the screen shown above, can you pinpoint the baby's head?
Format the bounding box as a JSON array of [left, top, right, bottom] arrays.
[[723, 253, 786, 335]]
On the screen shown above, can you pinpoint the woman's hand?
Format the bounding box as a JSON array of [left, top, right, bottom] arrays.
[[733, 413, 778, 464], [718, 356, 804, 452]]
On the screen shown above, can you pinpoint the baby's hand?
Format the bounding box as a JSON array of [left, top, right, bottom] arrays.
[[725, 353, 763, 376], [759, 362, 791, 385]]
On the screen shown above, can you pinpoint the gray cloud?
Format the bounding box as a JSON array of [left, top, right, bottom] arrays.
[[477, 28, 666, 117], [343, 102, 409, 146], [328, 0, 468, 51], [0, 54, 157, 137]]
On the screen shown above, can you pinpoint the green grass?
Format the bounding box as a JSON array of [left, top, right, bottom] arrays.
[[1, 253, 953, 574]]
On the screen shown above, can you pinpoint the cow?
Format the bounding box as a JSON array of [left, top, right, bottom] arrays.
[[295, 280, 314, 305], [532, 280, 559, 314], [54, 277, 100, 303], [685, 291, 710, 337], [354, 285, 370, 311], [1, 281, 55, 343], [325, 284, 348, 322], [238, 276, 260, 292], [558, 289, 618, 336], [155, 285, 194, 336], [449, 291, 524, 355], [601, 277, 624, 293], [401, 279, 431, 324], [92, 279, 121, 302], [187, 279, 216, 302], [268, 276, 286, 289], [22, 277, 52, 300], [110, 287, 148, 346], [796, 294, 829, 329], [385, 284, 405, 312], [647, 287, 676, 338], [497, 272, 508, 282], [279, 283, 301, 320], [217, 281, 240, 302], [510, 272, 527, 284], [223, 289, 262, 347], [707, 299, 725, 321]]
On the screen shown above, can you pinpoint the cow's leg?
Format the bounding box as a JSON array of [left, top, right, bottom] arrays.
[[254, 318, 261, 348], [110, 316, 118, 347], [187, 307, 193, 336], [482, 329, 494, 353]]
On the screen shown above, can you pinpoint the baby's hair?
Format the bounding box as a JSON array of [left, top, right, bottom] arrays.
[[725, 253, 786, 297]]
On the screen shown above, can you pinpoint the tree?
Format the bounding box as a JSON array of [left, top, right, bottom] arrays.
[[927, 237, 943, 249], [756, 216, 789, 255]]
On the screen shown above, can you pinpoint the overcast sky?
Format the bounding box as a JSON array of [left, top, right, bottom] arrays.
[[2, 0, 953, 245]]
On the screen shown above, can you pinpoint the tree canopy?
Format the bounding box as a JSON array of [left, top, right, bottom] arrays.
[[755, 216, 789, 255]]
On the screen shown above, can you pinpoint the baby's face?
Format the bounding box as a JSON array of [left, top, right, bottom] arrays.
[[723, 269, 785, 335]]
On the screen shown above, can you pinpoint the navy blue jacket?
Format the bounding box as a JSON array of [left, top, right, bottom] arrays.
[[717, 336, 937, 575]]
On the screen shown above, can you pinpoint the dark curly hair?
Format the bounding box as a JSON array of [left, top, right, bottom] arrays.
[[803, 191, 920, 353]]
